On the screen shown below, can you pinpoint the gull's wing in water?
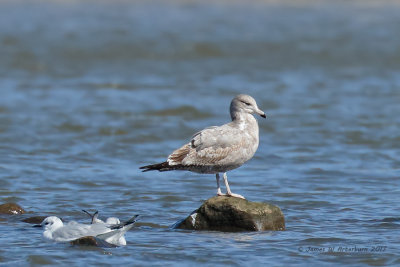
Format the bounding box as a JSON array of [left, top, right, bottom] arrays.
[[51, 223, 97, 241], [95, 215, 139, 245]]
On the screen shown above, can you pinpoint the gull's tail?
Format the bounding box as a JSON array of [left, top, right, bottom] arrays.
[[140, 144, 190, 172], [139, 162, 176, 172]]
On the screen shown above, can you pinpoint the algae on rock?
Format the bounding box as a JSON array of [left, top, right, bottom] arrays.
[[175, 196, 285, 232]]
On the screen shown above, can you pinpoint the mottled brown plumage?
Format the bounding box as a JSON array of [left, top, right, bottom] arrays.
[[140, 94, 266, 199]]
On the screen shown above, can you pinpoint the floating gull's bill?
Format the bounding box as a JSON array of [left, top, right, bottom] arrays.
[[140, 94, 266, 199], [36, 215, 139, 246]]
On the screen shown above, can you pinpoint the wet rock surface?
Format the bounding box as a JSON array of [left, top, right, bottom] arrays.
[[174, 196, 285, 232], [70, 236, 117, 248], [0, 203, 26, 215], [22, 216, 47, 224]]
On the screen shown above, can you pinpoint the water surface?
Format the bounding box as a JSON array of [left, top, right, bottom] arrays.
[[0, 0, 399, 266]]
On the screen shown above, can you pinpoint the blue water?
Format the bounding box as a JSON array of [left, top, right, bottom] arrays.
[[0, 0, 400, 266]]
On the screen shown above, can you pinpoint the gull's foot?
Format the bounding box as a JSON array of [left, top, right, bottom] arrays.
[[217, 188, 226, 197], [227, 192, 246, 199]]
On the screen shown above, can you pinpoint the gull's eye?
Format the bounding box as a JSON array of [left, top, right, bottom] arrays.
[[244, 102, 251, 106]]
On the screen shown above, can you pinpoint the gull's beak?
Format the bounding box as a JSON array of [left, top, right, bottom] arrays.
[[255, 108, 267, 119], [33, 224, 42, 228]]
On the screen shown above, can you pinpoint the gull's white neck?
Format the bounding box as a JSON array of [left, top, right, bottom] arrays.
[[43, 229, 53, 240], [231, 112, 259, 134], [230, 112, 260, 159], [43, 221, 63, 240]]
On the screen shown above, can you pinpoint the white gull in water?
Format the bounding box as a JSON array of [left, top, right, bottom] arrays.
[[37, 215, 139, 246], [82, 210, 125, 245], [140, 94, 266, 199]]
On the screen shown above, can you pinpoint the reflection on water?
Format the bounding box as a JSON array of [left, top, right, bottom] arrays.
[[0, 0, 400, 266]]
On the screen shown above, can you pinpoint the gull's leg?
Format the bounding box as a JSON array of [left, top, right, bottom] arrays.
[[216, 173, 226, 196], [223, 172, 245, 199]]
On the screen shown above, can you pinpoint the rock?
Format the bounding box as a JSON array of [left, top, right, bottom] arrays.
[[174, 196, 285, 232], [22, 216, 47, 224], [70, 236, 117, 248], [0, 203, 26, 215]]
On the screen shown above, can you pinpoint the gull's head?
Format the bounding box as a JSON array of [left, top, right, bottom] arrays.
[[230, 94, 266, 120], [105, 217, 120, 225], [41, 216, 63, 232]]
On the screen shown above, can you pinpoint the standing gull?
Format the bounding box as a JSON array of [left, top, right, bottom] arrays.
[[140, 94, 266, 199]]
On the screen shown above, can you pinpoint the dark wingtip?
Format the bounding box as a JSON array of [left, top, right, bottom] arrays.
[[124, 215, 140, 226], [140, 162, 170, 172], [127, 214, 140, 223], [140, 168, 150, 172], [139, 165, 151, 172], [110, 215, 139, 230], [261, 113, 267, 118]]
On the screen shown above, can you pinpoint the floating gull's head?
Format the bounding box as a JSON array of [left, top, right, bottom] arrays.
[[105, 217, 120, 225], [230, 94, 266, 120], [40, 216, 63, 232], [82, 210, 121, 225]]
